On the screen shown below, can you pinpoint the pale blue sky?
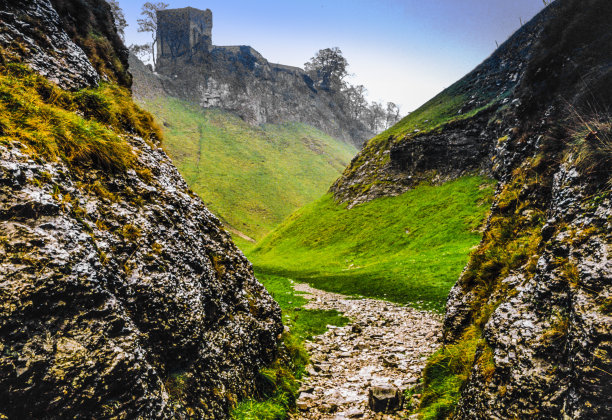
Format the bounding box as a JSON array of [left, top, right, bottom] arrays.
[[120, 0, 546, 111]]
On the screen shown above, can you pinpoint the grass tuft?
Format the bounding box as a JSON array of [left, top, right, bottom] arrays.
[[566, 115, 612, 187], [0, 63, 161, 173], [419, 326, 494, 419]]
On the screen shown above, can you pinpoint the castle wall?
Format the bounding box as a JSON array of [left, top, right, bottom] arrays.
[[151, 7, 372, 146]]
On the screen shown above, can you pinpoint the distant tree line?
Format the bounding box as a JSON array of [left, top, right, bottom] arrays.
[[304, 47, 402, 132]]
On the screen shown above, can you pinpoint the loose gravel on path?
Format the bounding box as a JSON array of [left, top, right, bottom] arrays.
[[291, 284, 442, 419]]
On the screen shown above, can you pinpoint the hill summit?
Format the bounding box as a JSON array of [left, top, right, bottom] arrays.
[[130, 7, 373, 147]]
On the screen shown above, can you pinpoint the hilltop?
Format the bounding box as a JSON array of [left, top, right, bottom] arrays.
[[130, 7, 373, 147]]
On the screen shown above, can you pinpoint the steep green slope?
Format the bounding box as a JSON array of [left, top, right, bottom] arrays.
[[248, 176, 495, 311], [138, 97, 357, 241], [330, 5, 551, 206]]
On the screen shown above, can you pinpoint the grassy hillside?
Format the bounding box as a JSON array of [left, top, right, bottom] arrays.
[[0, 62, 159, 173], [248, 176, 495, 311], [137, 97, 357, 240]]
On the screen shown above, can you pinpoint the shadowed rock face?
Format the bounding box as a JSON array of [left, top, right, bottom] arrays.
[[0, 0, 99, 90], [389, 111, 496, 181], [0, 1, 282, 418]]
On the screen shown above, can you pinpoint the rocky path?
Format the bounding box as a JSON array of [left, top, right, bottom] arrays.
[[292, 284, 442, 419]]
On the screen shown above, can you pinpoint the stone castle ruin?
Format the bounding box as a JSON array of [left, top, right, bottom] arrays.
[[136, 7, 372, 146], [156, 7, 213, 67]]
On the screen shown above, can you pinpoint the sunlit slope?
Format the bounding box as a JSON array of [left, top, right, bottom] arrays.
[[139, 97, 357, 240], [248, 176, 495, 310]]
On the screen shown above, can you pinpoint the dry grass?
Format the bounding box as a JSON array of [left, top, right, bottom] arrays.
[[566, 113, 612, 187], [0, 62, 162, 173]]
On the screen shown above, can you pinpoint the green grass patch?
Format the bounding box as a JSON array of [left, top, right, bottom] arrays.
[[248, 176, 495, 311], [137, 97, 357, 240], [0, 62, 161, 173], [231, 272, 348, 419], [418, 326, 494, 419]]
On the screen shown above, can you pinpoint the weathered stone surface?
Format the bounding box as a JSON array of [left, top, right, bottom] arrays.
[[0, 1, 282, 418], [448, 166, 612, 420], [0, 135, 283, 418], [157, 7, 213, 58], [0, 0, 99, 90], [49, 0, 132, 88], [368, 386, 402, 413]]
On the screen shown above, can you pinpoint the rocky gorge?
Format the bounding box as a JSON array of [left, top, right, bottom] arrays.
[[0, 0, 610, 418]]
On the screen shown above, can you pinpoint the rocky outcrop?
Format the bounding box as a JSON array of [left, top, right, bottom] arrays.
[[0, 0, 282, 418], [330, 3, 552, 206], [331, 0, 612, 417], [130, 7, 373, 147], [450, 165, 611, 419], [0, 0, 99, 90], [49, 0, 132, 88], [0, 137, 282, 418]]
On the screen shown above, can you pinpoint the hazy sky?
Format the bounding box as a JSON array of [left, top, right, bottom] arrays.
[[121, 0, 546, 112]]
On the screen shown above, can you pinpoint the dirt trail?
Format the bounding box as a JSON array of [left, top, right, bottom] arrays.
[[291, 284, 442, 419]]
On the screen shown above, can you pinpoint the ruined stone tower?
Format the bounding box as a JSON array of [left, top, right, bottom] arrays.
[[156, 7, 212, 66]]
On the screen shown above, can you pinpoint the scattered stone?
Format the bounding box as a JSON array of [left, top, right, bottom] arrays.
[[291, 283, 442, 419], [347, 408, 365, 418]]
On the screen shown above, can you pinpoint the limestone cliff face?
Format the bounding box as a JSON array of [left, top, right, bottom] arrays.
[[130, 7, 373, 147], [0, 1, 282, 418], [333, 0, 612, 417]]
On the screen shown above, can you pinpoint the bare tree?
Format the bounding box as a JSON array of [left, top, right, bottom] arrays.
[[366, 102, 387, 131], [385, 102, 401, 129], [135, 2, 168, 68], [304, 47, 348, 92], [129, 44, 152, 62], [343, 84, 368, 120], [106, 0, 127, 41], [304, 47, 400, 133]]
